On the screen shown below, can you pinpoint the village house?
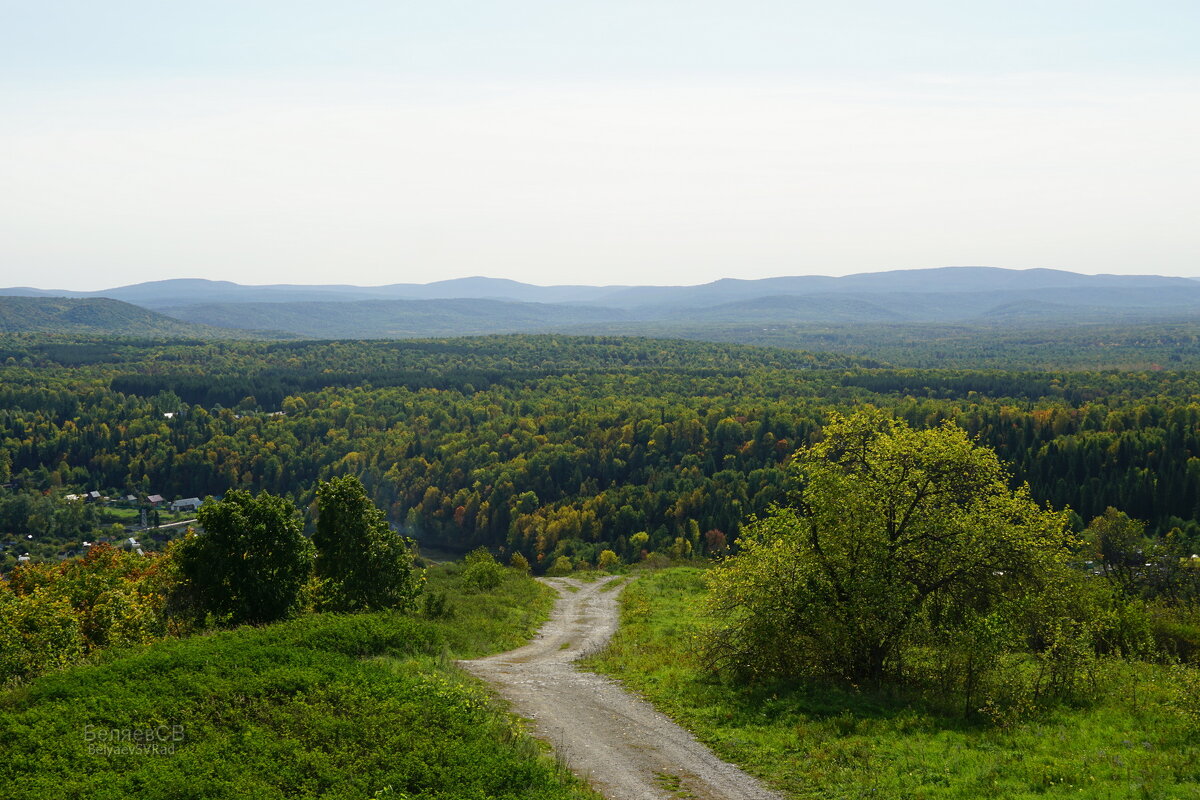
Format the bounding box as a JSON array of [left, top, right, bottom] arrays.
[[171, 497, 202, 513]]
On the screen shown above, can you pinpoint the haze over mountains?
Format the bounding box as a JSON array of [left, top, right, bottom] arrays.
[[4, 266, 1200, 340], [0, 296, 252, 338]]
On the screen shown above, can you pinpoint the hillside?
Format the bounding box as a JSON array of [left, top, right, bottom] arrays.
[[0, 297, 282, 338], [6, 266, 1196, 314], [7, 267, 1200, 346], [156, 297, 631, 338], [0, 565, 595, 800], [0, 276, 624, 307]]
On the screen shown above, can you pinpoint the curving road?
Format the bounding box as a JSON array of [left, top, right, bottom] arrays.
[[460, 576, 784, 800]]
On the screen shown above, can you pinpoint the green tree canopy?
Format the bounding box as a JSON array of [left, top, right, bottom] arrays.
[[314, 475, 422, 611], [706, 407, 1073, 685], [1085, 507, 1150, 593], [177, 490, 313, 625]]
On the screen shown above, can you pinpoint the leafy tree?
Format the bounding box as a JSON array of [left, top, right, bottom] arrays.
[[176, 490, 313, 625], [1085, 508, 1200, 608], [705, 408, 1073, 685], [629, 532, 650, 559], [597, 549, 620, 571], [546, 555, 574, 576], [314, 475, 422, 611], [1085, 507, 1151, 593], [453, 546, 501, 592], [461, 547, 504, 589]]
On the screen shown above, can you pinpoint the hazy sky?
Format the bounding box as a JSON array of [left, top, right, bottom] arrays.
[[2, 1, 1198, 289]]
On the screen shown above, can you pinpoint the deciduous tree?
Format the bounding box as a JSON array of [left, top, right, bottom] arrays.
[[177, 490, 312, 625], [706, 408, 1073, 685], [314, 475, 422, 611]]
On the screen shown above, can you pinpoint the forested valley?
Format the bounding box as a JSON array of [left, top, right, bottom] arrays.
[[3, 334, 1200, 570]]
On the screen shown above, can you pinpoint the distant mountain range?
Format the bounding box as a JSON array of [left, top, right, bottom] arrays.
[[4, 267, 1200, 339]]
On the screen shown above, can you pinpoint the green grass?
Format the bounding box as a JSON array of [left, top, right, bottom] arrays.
[[99, 507, 194, 525], [585, 567, 1200, 800], [421, 563, 555, 657], [544, 570, 612, 584], [598, 577, 627, 593], [0, 566, 598, 800]]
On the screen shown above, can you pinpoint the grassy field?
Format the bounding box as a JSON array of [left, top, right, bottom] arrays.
[[585, 568, 1200, 800], [0, 565, 598, 800]]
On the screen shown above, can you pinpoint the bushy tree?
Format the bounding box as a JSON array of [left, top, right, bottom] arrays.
[[628, 532, 650, 560], [177, 490, 313, 625], [705, 408, 1074, 685], [0, 588, 83, 683], [1085, 507, 1200, 606], [597, 549, 621, 571], [546, 555, 574, 576], [462, 547, 504, 589], [314, 475, 422, 611], [1085, 507, 1151, 592]]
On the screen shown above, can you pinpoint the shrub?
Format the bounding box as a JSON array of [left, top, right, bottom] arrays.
[[670, 536, 692, 558], [462, 548, 504, 590], [422, 590, 453, 619], [0, 588, 84, 684], [597, 550, 621, 571], [546, 556, 574, 576]]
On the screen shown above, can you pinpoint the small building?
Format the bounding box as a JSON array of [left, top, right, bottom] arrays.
[[147, 494, 166, 506], [86, 490, 102, 503], [171, 497, 202, 513]]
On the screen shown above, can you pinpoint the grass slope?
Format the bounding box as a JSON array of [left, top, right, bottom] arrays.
[[0, 566, 597, 800], [586, 568, 1200, 800]]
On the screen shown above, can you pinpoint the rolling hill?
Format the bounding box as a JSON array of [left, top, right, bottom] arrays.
[[156, 297, 631, 338], [0, 298, 295, 340], [6, 266, 1200, 340], [0, 297, 262, 338]]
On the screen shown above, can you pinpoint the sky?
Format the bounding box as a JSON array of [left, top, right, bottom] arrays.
[[1, 1, 1198, 290]]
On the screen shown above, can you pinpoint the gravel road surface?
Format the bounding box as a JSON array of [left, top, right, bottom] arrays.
[[460, 576, 784, 800]]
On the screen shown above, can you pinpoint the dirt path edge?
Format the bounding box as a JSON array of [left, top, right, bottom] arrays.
[[459, 575, 784, 800]]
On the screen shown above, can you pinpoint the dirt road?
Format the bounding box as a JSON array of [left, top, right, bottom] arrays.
[[460, 576, 784, 800]]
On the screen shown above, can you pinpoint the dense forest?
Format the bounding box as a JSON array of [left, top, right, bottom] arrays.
[[3, 334, 1200, 571]]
